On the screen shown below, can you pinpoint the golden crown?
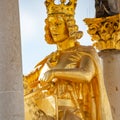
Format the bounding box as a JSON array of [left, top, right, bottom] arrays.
[[45, 0, 77, 15]]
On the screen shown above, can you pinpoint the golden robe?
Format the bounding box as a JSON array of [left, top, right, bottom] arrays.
[[24, 45, 113, 120]]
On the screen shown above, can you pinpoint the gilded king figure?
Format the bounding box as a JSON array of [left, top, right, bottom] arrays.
[[23, 0, 113, 120]]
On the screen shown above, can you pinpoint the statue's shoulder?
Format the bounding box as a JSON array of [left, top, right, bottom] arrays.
[[76, 45, 100, 64], [76, 44, 97, 54]]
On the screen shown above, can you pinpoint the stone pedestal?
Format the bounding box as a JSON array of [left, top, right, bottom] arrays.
[[99, 50, 120, 120], [0, 0, 24, 120]]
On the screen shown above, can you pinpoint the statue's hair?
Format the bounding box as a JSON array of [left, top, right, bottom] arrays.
[[44, 15, 83, 44]]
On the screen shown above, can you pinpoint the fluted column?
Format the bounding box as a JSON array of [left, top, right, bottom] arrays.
[[0, 0, 24, 120], [84, 14, 120, 119]]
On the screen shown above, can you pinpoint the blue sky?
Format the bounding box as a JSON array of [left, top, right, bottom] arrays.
[[19, 0, 95, 75]]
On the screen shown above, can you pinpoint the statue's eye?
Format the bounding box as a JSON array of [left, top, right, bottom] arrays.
[[56, 22, 62, 26]]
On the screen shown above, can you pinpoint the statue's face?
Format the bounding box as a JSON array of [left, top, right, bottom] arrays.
[[48, 15, 69, 43]]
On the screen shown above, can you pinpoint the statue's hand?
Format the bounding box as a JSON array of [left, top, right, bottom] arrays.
[[42, 70, 55, 83]]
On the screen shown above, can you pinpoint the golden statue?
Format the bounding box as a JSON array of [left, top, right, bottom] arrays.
[[23, 0, 113, 120]]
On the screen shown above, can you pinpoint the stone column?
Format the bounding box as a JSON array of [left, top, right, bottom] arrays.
[[84, 14, 120, 119], [99, 50, 120, 119], [0, 0, 24, 120]]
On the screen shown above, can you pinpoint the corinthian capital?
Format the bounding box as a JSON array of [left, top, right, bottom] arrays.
[[84, 14, 120, 50]]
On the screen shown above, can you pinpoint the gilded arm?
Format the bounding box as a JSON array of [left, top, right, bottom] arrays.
[[43, 55, 96, 83]]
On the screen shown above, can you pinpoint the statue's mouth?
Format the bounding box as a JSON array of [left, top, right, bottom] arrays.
[[52, 34, 59, 36]]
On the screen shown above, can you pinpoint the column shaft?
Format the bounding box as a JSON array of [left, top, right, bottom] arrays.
[[0, 0, 24, 120], [99, 50, 120, 120]]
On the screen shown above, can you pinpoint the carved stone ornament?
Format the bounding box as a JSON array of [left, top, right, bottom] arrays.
[[84, 14, 120, 50]]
